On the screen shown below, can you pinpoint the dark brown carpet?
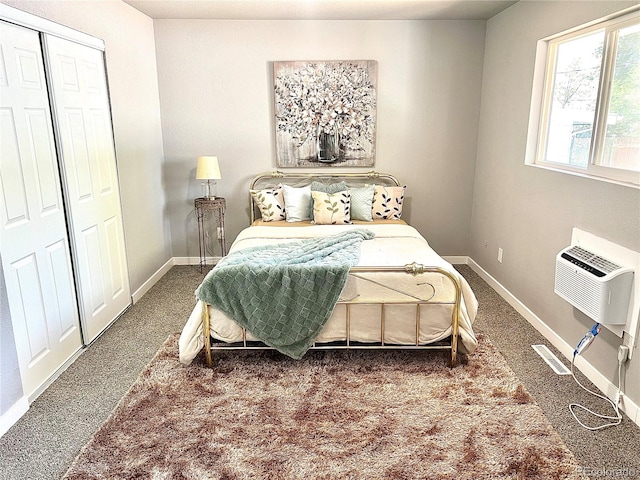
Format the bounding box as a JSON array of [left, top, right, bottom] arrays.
[[63, 333, 586, 479]]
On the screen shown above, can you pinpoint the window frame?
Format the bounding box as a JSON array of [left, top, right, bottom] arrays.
[[527, 7, 640, 188]]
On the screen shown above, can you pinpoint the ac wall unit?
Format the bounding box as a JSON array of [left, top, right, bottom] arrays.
[[555, 246, 634, 325]]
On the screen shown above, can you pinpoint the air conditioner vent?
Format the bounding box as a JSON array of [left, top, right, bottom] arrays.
[[565, 246, 621, 274]]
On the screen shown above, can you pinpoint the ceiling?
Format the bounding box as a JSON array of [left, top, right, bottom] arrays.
[[122, 0, 518, 20]]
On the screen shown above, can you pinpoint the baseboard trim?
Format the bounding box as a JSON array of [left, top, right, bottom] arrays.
[[0, 395, 29, 438], [443, 255, 469, 265], [131, 258, 174, 304], [173, 256, 221, 266], [0, 343, 84, 436], [468, 258, 640, 428]]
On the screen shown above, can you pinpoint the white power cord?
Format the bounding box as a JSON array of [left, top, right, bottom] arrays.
[[568, 323, 624, 431]]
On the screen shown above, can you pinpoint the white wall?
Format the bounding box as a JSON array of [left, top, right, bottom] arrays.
[[471, 1, 640, 408], [3, 0, 172, 292], [154, 19, 486, 259]]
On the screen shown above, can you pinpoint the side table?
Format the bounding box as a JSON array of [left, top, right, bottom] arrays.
[[195, 197, 227, 272]]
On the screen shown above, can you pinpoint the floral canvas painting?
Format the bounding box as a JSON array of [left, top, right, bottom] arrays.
[[274, 60, 377, 167]]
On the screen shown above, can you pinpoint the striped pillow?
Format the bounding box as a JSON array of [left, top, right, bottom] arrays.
[[350, 185, 375, 221]]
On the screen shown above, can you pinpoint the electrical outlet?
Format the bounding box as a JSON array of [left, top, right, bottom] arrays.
[[498, 247, 503, 263], [618, 345, 630, 363], [623, 332, 633, 347], [622, 332, 634, 359]]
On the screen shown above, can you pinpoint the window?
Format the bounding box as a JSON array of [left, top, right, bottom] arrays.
[[532, 9, 640, 187]]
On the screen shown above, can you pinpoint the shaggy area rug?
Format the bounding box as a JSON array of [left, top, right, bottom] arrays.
[[64, 334, 586, 479]]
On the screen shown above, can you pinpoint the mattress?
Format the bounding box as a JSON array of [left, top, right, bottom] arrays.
[[179, 223, 478, 364]]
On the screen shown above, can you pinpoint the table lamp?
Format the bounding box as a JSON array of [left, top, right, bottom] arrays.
[[196, 156, 221, 199]]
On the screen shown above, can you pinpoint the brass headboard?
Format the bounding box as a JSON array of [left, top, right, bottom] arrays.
[[249, 171, 401, 223]]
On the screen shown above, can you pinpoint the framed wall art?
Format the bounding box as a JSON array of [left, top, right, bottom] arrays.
[[274, 60, 377, 168]]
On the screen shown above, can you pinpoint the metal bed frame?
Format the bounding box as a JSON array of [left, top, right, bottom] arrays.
[[201, 171, 463, 366]]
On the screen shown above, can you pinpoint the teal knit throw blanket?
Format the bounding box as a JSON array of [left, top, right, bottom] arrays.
[[195, 229, 375, 359]]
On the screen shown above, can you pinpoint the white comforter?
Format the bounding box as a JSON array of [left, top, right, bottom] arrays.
[[179, 223, 478, 364]]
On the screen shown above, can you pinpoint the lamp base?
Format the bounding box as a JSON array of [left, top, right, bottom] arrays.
[[201, 180, 218, 200]]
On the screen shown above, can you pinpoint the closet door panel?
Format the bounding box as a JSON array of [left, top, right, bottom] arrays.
[[11, 254, 49, 360], [45, 239, 78, 339], [104, 215, 125, 298], [44, 34, 130, 343], [26, 108, 61, 213], [65, 108, 93, 201], [0, 21, 82, 398], [0, 108, 29, 225], [80, 223, 106, 316]]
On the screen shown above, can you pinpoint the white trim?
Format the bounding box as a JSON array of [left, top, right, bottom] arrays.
[[173, 256, 221, 266], [443, 256, 469, 265], [131, 258, 174, 304], [0, 396, 28, 438], [525, 163, 640, 190], [0, 348, 85, 430], [468, 258, 640, 428], [0, 4, 104, 50]]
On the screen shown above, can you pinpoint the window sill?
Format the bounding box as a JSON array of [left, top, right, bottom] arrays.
[[526, 163, 640, 190]]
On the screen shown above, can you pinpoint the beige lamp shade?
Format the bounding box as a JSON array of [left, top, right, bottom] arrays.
[[196, 156, 221, 180]]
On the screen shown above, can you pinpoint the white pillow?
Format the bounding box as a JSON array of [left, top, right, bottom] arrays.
[[283, 185, 312, 222]]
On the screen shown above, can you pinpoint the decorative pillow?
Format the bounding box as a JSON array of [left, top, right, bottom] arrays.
[[371, 185, 406, 220], [311, 190, 352, 225], [250, 184, 285, 222], [310, 181, 348, 193], [350, 185, 375, 221], [283, 184, 312, 222], [310, 181, 348, 217]]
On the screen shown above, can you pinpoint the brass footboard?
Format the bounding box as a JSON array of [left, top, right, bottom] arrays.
[[202, 262, 461, 367]]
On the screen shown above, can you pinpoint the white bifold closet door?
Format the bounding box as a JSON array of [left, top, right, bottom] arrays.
[[1, 16, 131, 399], [43, 34, 131, 344], [0, 21, 82, 397]]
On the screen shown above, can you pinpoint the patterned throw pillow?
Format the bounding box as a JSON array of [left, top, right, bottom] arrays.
[[283, 184, 312, 222], [350, 185, 375, 221], [371, 185, 406, 220], [250, 184, 286, 222], [310, 181, 348, 193], [311, 190, 352, 225]]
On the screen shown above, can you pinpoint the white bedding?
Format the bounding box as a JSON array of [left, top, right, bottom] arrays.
[[179, 223, 478, 364]]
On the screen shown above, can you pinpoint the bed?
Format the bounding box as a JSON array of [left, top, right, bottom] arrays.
[[179, 171, 478, 367]]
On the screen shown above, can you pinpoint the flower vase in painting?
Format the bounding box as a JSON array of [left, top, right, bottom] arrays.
[[317, 128, 340, 163]]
